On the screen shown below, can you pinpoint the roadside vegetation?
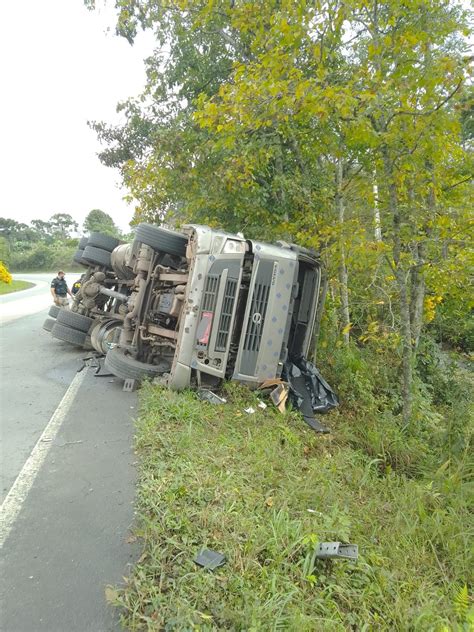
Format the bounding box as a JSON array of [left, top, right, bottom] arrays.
[[83, 0, 473, 628], [0, 279, 34, 295], [113, 365, 472, 630], [0, 209, 124, 271]]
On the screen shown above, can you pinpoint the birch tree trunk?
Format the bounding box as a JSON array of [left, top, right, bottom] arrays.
[[373, 169, 382, 241], [335, 159, 351, 345], [383, 148, 413, 424], [410, 243, 425, 351]]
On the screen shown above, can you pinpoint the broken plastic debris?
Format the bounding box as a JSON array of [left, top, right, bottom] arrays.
[[244, 407, 256, 414], [257, 400, 267, 409], [282, 358, 338, 432], [270, 383, 289, 413], [197, 389, 227, 404], [194, 549, 226, 570], [259, 378, 285, 389]]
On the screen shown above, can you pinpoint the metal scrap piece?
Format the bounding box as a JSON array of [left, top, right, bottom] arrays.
[[194, 549, 226, 570], [197, 389, 227, 404], [315, 542, 358, 561], [123, 379, 138, 392]]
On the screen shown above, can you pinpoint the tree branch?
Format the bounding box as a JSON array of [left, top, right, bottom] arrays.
[[442, 174, 473, 192], [386, 80, 463, 127]]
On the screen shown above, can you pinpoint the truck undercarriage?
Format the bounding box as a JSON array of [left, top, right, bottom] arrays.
[[45, 224, 336, 415]]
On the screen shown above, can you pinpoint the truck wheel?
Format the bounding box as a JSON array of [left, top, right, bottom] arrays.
[[135, 224, 187, 257], [73, 249, 89, 267], [105, 347, 169, 381], [90, 320, 122, 354], [87, 232, 120, 252], [48, 305, 60, 318], [82, 245, 112, 268], [42, 318, 56, 332], [57, 309, 94, 333], [78, 236, 89, 249], [51, 323, 87, 346]]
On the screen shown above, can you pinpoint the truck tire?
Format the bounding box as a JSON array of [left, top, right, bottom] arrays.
[[105, 347, 168, 381], [48, 305, 60, 318], [135, 224, 187, 257], [87, 232, 120, 252], [51, 322, 87, 346], [78, 236, 89, 249], [42, 317, 55, 332], [57, 309, 93, 333], [73, 249, 89, 266], [82, 245, 112, 268]]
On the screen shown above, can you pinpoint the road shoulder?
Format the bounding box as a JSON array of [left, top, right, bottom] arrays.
[[1, 365, 139, 632]]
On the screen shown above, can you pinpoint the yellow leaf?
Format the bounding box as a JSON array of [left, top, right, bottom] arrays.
[[342, 323, 352, 335]]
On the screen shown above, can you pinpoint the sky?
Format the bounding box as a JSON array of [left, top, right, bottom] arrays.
[[0, 1, 154, 233]]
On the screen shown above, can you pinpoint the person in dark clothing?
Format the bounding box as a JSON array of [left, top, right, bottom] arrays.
[[50, 270, 73, 307], [71, 274, 84, 296]]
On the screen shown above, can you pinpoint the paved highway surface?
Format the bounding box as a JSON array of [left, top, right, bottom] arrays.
[[0, 274, 139, 631]]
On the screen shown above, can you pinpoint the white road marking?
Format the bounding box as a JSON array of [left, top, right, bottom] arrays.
[[0, 367, 89, 548]]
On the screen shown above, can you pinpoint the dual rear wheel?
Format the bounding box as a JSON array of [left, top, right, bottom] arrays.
[[44, 307, 93, 347]]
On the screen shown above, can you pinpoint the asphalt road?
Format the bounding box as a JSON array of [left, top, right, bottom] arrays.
[[0, 274, 139, 631], [0, 273, 81, 325]]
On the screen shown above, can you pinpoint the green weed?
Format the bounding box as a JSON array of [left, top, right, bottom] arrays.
[[113, 381, 472, 630]]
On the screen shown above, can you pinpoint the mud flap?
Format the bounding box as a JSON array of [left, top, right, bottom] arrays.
[[283, 357, 338, 433]]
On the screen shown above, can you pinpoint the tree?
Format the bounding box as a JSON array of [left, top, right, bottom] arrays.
[[31, 219, 54, 244], [0, 235, 10, 264], [49, 213, 78, 240], [0, 217, 36, 244], [83, 209, 121, 237], [88, 0, 472, 425]]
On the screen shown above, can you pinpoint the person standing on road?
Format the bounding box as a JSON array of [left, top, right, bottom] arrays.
[[50, 271, 73, 307]]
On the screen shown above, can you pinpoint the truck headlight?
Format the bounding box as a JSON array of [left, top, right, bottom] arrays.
[[223, 239, 246, 254]]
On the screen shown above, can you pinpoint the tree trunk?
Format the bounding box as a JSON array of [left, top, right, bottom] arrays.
[[276, 134, 288, 222], [410, 243, 425, 350], [313, 266, 328, 361], [373, 168, 382, 241], [382, 148, 413, 424], [410, 166, 436, 351], [335, 159, 351, 345]]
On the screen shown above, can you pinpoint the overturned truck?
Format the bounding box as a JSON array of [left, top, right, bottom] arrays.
[[45, 224, 334, 406]]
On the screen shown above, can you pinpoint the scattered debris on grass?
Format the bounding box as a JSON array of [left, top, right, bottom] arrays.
[[197, 389, 227, 404], [112, 382, 471, 630], [194, 549, 227, 570], [315, 542, 359, 561]]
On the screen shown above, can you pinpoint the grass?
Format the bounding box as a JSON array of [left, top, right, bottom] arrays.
[[112, 381, 473, 631], [0, 279, 34, 295]]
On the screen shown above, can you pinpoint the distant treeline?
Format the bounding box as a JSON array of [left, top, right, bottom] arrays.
[[0, 210, 125, 271]]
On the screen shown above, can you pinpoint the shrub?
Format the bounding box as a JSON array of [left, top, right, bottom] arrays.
[[9, 243, 77, 271], [0, 260, 12, 284]]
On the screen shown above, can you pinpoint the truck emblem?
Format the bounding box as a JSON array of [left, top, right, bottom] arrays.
[[252, 312, 262, 325]]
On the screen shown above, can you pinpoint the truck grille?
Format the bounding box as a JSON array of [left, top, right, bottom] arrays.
[[215, 278, 237, 352], [243, 280, 270, 353], [196, 274, 219, 348], [238, 259, 275, 376], [202, 274, 219, 311]]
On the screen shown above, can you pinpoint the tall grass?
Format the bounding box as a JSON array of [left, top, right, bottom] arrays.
[[112, 363, 472, 630]]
